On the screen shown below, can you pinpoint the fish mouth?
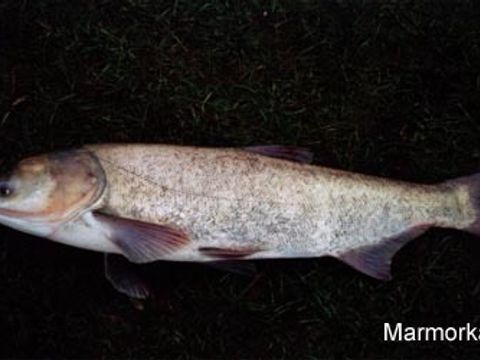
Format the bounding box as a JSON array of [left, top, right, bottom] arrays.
[[0, 150, 107, 225]]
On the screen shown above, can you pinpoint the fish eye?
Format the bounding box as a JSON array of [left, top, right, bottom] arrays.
[[0, 184, 13, 197]]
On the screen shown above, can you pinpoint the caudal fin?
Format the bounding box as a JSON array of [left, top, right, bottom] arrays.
[[445, 172, 480, 237]]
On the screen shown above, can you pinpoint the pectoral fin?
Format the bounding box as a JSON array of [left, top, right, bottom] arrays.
[[95, 213, 190, 263], [243, 145, 313, 164], [104, 254, 150, 299]]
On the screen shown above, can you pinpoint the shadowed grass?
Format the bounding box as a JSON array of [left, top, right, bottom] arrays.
[[1, 0, 480, 358]]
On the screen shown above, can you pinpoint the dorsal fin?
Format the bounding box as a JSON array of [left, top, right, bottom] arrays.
[[336, 225, 429, 280], [243, 145, 313, 164]]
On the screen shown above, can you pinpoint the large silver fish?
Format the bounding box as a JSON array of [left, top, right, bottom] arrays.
[[0, 144, 478, 298]]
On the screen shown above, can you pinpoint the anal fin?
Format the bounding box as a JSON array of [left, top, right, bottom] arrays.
[[206, 261, 258, 276], [336, 225, 429, 280]]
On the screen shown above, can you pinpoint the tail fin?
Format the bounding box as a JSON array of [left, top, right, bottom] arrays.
[[445, 172, 480, 237]]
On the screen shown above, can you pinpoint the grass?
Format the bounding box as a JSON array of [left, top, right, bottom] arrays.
[[1, 0, 480, 358]]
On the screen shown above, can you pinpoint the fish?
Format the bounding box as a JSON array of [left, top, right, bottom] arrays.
[[0, 143, 479, 299]]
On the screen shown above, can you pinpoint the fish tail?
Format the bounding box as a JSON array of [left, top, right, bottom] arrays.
[[445, 172, 480, 236], [336, 173, 480, 281]]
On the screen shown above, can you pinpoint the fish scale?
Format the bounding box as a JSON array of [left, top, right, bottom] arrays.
[[89, 145, 329, 255], [86, 144, 474, 258]]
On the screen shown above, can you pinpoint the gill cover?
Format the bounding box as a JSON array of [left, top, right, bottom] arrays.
[[0, 150, 106, 223]]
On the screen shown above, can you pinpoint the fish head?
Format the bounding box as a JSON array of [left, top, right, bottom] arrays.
[[0, 150, 106, 236]]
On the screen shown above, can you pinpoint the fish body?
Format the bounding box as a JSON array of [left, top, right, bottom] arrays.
[[82, 144, 473, 259], [0, 144, 479, 297]]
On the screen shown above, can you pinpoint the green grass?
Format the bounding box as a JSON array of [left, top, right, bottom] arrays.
[[1, 0, 480, 358]]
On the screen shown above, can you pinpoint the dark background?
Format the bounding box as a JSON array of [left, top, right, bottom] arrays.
[[1, 0, 480, 358]]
